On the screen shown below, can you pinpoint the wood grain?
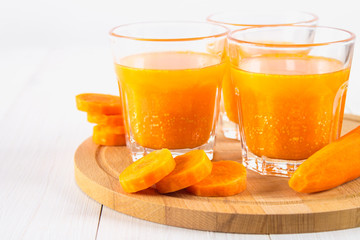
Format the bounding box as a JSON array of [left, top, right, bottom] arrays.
[[74, 115, 360, 234], [0, 47, 104, 239]]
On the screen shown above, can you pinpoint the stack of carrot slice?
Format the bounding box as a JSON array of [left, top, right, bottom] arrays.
[[119, 149, 247, 197], [76, 93, 126, 146]]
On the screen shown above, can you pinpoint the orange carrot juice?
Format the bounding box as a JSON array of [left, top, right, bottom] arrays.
[[222, 65, 238, 123], [115, 51, 225, 150], [232, 54, 349, 160]]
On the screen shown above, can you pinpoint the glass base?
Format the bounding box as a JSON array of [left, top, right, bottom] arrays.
[[220, 113, 240, 140], [127, 135, 215, 161], [243, 151, 305, 177]]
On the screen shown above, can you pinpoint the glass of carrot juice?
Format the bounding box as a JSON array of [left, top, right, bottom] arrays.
[[228, 25, 355, 176], [207, 11, 318, 140], [109, 22, 228, 161]]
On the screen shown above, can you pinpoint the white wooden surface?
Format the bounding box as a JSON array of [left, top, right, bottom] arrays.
[[1, 0, 360, 239]]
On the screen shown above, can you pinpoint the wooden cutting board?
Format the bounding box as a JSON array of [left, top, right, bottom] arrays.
[[74, 114, 360, 234]]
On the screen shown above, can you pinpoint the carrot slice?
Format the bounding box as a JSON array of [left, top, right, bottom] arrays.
[[289, 125, 360, 193], [119, 149, 176, 193], [76, 93, 122, 115], [156, 150, 212, 194], [87, 113, 124, 126], [93, 125, 126, 146], [187, 161, 247, 197]]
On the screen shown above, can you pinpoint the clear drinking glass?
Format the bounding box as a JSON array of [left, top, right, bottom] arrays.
[[228, 25, 355, 176], [207, 11, 318, 140], [109, 22, 228, 161]]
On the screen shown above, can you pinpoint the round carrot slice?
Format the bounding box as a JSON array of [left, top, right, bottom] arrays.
[[93, 125, 126, 146], [87, 113, 124, 126], [156, 150, 212, 194], [76, 93, 122, 114], [119, 149, 176, 193], [187, 160, 246, 197]]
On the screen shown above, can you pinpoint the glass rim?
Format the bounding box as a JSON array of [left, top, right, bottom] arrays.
[[207, 11, 318, 27], [109, 21, 229, 42], [228, 25, 356, 48]]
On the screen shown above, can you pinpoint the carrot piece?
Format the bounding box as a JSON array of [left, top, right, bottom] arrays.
[[93, 125, 126, 146], [156, 150, 212, 194], [76, 93, 122, 115], [289, 125, 360, 193], [87, 113, 124, 126], [119, 149, 176, 193], [187, 161, 247, 197]]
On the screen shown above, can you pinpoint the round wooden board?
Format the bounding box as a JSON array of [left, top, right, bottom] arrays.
[[74, 114, 360, 234]]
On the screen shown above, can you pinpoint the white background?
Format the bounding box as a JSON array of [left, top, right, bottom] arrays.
[[1, 0, 360, 114], [1, 0, 360, 239]]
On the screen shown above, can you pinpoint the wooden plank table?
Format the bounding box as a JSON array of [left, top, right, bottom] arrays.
[[1, 45, 360, 240]]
